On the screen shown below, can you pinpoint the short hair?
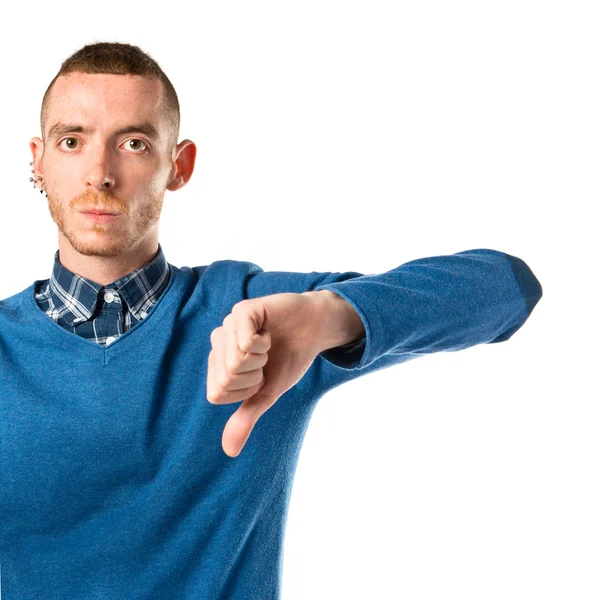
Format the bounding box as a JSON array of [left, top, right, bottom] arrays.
[[40, 41, 180, 156]]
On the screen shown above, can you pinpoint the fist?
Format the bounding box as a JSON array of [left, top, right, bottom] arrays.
[[207, 293, 327, 458], [207, 312, 271, 406]]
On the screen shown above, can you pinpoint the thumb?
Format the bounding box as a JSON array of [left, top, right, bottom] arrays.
[[221, 394, 267, 458], [222, 410, 253, 458]]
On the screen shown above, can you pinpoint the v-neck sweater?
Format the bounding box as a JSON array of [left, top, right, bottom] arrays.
[[0, 248, 542, 599]]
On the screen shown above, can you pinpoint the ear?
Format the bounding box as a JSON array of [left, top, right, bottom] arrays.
[[29, 137, 44, 174], [167, 139, 196, 192]]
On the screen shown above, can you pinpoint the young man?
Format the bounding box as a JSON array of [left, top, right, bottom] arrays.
[[0, 42, 542, 599]]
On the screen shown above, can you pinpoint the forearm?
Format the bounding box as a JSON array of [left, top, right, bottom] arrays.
[[311, 249, 543, 358]]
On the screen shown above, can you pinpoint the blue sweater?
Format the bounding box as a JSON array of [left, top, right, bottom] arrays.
[[0, 248, 542, 599]]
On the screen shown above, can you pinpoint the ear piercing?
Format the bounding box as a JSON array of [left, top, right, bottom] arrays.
[[29, 161, 47, 196]]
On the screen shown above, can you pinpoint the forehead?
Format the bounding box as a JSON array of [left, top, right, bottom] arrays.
[[47, 72, 165, 128]]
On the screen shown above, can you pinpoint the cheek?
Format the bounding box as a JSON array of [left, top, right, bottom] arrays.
[[44, 167, 74, 196], [145, 167, 170, 196]]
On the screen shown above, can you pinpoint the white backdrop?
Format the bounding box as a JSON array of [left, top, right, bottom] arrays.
[[1, 1, 597, 598]]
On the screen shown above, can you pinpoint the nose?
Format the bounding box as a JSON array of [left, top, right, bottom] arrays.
[[85, 149, 116, 191]]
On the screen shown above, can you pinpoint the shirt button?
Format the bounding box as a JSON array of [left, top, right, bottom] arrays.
[[106, 336, 116, 345], [104, 290, 116, 303]]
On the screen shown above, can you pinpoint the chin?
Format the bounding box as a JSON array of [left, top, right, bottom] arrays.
[[67, 232, 130, 258]]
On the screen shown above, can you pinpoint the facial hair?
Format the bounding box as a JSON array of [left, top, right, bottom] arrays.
[[45, 183, 165, 258]]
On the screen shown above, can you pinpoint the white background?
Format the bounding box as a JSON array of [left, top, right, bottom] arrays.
[[1, 1, 597, 598]]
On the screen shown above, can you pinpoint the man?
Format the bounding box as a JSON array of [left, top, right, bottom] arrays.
[[0, 42, 542, 599]]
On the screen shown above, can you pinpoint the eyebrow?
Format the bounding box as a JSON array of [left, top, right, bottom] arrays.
[[47, 121, 160, 141]]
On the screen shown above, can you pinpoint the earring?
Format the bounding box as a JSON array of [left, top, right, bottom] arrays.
[[29, 161, 47, 196]]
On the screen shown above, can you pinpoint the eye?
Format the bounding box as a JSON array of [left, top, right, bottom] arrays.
[[123, 139, 148, 152], [58, 137, 79, 150]]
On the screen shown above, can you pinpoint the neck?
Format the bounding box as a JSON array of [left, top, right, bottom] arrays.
[[56, 233, 159, 287]]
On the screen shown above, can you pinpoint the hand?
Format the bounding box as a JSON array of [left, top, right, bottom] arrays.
[[207, 292, 327, 458]]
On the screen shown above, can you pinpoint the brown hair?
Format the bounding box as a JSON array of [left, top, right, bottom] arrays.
[[40, 41, 180, 155]]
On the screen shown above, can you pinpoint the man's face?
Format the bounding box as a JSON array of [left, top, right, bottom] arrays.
[[37, 72, 176, 258]]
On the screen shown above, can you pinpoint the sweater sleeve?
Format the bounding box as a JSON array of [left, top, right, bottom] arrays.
[[243, 248, 543, 392]]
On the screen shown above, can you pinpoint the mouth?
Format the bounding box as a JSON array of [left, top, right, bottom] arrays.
[[80, 211, 122, 223], [80, 209, 121, 216]]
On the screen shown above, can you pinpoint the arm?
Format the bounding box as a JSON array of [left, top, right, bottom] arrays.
[[309, 248, 543, 371], [208, 247, 543, 455], [240, 247, 543, 380]]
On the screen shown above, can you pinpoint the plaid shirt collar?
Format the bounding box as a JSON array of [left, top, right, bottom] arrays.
[[45, 242, 170, 327]]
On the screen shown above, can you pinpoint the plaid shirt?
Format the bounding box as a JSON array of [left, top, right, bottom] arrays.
[[34, 243, 171, 347]]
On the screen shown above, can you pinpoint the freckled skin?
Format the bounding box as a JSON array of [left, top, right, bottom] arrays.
[[29, 72, 197, 286]]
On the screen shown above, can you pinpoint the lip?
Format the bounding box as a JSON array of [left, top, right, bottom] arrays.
[[80, 208, 120, 215], [81, 212, 121, 223]]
